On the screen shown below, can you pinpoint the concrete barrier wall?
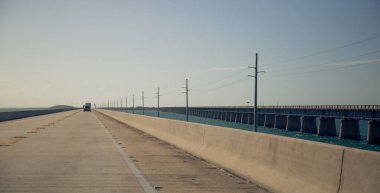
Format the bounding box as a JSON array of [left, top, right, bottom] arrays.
[[338, 149, 380, 193], [97, 109, 380, 193], [0, 109, 77, 122]]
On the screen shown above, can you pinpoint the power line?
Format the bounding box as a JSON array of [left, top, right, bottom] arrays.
[[265, 34, 380, 67], [192, 69, 247, 92], [194, 77, 248, 93], [267, 49, 380, 74], [301, 60, 379, 75], [271, 58, 380, 77], [202, 68, 246, 86], [163, 68, 246, 97]]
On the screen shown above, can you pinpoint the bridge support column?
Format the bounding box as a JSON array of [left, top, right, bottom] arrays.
[[234, 112, 240, 123], [367, 120, 380, 144], [258, 114, 265, 126], [225, 112, 229, 121], [340, 118, 361, 140], [301, 116, 317, 134], [318, 117, 337, 136], [274, 115, 287, 129], [246, 113, 251, 124], [226, 112, 230, 121], [240, 113, 248, 124], [286, 115, 301, 131], [264, 114, 275, 128]]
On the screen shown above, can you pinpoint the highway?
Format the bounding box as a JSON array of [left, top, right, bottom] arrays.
[[0, 110, 270, 193]]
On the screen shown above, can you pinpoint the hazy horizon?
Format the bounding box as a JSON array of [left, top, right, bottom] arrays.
[[1, 0, 380, 108]]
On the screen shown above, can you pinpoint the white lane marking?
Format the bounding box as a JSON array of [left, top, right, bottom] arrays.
[[97, 118, 157, 193]]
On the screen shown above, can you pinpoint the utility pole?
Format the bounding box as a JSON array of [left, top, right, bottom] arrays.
[[108, 100, 109, 110], [117, 100, 118, 112], [254, 53, 258, 132], [142, 91, 145, 115], [156, 87, 160, 117], [182, 79, 189, 122], [186, 79, 189, 122], [132, 95, 135, 114], [248, 53, 264, 132], [121, 98, 123, 112], [126, 96, 128, 113]]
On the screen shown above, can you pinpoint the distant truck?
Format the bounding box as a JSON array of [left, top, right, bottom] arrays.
[[83, 103, 91, 112]]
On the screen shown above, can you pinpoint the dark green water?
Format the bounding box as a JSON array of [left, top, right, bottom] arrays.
[[120, 109, 380, 152], [0, 108, 48, 112]]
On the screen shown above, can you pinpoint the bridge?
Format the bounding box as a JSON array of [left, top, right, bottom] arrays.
[[1, 109, 379, 193], [160, 105, 380, 144]]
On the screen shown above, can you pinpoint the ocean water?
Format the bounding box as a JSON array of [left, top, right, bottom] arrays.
[[0, 108, 48, 112], [119, 109, 380, 152]]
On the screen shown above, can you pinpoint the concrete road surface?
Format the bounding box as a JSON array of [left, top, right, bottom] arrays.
[[0, 111, 271, 193]]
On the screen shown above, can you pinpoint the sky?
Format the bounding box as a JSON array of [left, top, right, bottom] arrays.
[[0, 0, 379, 108]]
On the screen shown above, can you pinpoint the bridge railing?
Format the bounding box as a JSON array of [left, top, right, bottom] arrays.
[[258, 105, 380, 110], [180, 105, 380, 111]]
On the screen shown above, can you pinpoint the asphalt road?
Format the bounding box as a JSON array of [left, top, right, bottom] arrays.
[[0, 111, 270, 193]]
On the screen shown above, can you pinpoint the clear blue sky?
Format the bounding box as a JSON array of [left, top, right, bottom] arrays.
[[0, 0, 379, 107]]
